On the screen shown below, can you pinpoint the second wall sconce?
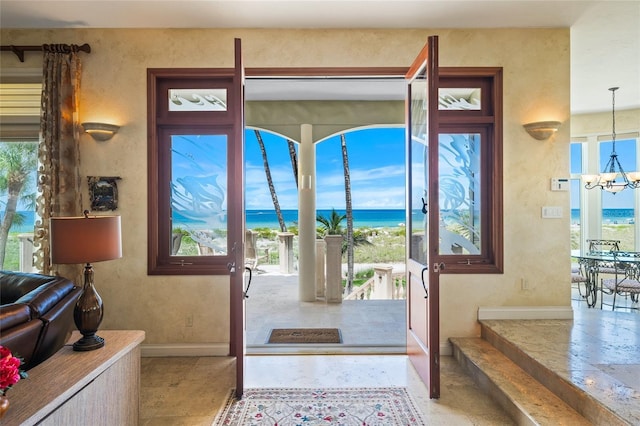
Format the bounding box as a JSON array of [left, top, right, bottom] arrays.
[[82, 122, 120, 141], [523, 121, 562, 141]]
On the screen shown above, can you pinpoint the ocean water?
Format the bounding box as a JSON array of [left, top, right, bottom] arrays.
[[571, 208, 635, 225], [11, 208, 633, 232], [246, 209, 408, 229], [4, 210, 37, 233], [5, 209, 410, 233]]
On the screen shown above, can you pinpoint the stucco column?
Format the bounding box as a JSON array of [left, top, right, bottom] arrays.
[[18, 233, 36, 273], [325, 235, 344, 303], [298, 124, 316, 302], [277, 232, 295, 273], [315, 239, 326, 299], [373, 265, 394, 299]]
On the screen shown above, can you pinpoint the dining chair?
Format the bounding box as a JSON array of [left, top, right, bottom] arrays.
[[571, 265, 588, 301], [586, 239, 622, 274], [600, 251, 640, 311], [587, 239, 620, 252]]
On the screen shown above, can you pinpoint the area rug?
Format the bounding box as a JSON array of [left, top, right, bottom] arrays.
[[267, 328, 342, 344], [212, 387, 425, 425]]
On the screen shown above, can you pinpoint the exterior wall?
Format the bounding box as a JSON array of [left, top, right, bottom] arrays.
[[0, 28, 570, 349]]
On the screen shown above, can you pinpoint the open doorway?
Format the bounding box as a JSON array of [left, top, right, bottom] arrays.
[[243, 74, 408, 354]]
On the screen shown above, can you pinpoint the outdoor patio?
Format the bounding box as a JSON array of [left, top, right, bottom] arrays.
[[245, 263, 406, 354]]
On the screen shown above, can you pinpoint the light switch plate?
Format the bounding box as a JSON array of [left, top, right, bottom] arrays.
[[542, 206, 563, 218]]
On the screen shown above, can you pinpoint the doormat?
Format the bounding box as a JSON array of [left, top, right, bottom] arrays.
[[267, 328, 342, 344], [212, 387, 425, 425]]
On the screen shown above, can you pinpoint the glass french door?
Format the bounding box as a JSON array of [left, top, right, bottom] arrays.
[[229, 38, 247, 398], [406, 35, 441, 399]]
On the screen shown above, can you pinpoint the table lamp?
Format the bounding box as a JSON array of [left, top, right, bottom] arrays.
[[50, 210, 122, 351]]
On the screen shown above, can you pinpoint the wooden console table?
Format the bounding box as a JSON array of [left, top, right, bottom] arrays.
[[3, 330, 145, 426]]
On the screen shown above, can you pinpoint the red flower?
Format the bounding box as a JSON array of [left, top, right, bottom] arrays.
[[0, 346, 27, 396]]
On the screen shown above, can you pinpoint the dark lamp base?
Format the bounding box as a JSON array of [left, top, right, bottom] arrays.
[[73, 334, 105, 351]]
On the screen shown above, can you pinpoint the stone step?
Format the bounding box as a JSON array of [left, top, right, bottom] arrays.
[[479, 320, 631, 425], [450, 337, 591, 425]]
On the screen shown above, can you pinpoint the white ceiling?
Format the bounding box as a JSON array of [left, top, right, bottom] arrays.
[[1, 0, 638, 114]]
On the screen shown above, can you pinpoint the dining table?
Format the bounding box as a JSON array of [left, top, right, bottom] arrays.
[[571, 249, 640, 308]]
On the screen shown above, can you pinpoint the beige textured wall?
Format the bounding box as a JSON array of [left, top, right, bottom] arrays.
[[572, 109, 640, 137], [0, 28, 570, 348]]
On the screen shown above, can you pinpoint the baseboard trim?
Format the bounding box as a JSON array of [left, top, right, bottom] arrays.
[[141, 343, 229, 357], [141, 342, 453, 357], [478, 306, 574, 321], [440, 341, 452, 356]]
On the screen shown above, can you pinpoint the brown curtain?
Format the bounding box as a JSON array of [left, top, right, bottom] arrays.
[[32, 44, 84, 280]]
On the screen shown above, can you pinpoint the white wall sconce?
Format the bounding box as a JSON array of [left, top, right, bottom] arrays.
[[82, 122, 120, 141], [523, 121, 562, 141]]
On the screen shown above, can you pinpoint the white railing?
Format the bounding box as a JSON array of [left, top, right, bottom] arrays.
[[344, 271, 405, 300]]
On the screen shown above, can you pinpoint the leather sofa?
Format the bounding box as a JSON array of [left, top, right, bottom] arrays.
[[0, 271, 81, 370]]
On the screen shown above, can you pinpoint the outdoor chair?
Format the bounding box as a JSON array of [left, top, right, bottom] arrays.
[[600, 251, 640, 311], [245, 229, 268, 271]]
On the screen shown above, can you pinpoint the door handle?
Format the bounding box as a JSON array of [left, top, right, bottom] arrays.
[[420, 266, 429, 299], [227, 241, 239, 274], [243, 267, 252, 299], [433, 262, 445, 273]]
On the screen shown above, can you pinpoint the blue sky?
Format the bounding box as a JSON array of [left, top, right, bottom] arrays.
[[245, 127, 406, 210]]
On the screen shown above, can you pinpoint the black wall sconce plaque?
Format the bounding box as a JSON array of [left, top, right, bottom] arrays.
[[88, 176, 121, 211]]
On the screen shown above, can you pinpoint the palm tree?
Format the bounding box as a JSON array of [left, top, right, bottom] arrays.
[[0, 142, 38, 268], [254, 130, 287, 232], [316, 208, 346, 237], [287, 139, 298, 189], [340, 134, 355, 295]]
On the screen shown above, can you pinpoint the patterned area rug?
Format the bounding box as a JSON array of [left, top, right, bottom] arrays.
[[213, 387, 425, 425]]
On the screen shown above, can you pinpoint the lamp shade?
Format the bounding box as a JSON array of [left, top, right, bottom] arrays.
[[50, 215, 122, 264]]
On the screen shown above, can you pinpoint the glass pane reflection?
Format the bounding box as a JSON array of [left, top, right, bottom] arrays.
[[171, 134, 228, 256], [438, 133, 481, 255], [409, 76, 428, 265], [168, 89, 227, 111], [439, 88, 481, 110]]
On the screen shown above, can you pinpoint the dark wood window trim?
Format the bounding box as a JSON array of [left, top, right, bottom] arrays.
[[147, 66, 502, 275], [438, 67, 503, 274], [147, 68, 240, 275]]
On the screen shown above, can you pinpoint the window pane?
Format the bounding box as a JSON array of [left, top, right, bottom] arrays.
[[438, 88, 481, 110], [600, 139, 635, 250], [438, 133, 481, 255], [409, 77, 428, 264], [0, 141, 38, 271], [171, 134, 228, 256], [168, 89, 227, 111], [570, 142, 582, 174], [570, 178, 581, 250]]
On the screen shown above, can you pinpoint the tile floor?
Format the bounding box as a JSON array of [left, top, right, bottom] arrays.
[[140, 354, 514, 425], [140, 267, 639, 425]]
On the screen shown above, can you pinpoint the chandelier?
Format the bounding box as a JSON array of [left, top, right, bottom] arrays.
[[582, 87, 640, 193]]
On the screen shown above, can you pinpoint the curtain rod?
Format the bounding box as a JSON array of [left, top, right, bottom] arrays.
[[0, 43, 91, 63]]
